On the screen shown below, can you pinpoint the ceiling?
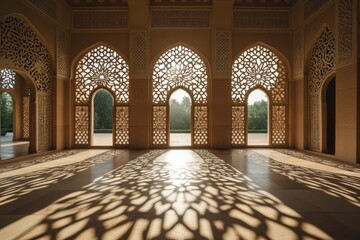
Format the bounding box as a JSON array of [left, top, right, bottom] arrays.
[[65, 0, 296, 8]]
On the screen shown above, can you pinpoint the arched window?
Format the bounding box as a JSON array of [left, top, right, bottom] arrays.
[[152, 45, 208, 146], [231, 45, 287, 146], [74, 45, 129, 146]]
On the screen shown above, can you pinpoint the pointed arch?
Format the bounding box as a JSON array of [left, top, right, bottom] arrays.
[[231, 43, 288, 146], [151, 44, 209, 147], [0, 15, 53, 153], [169, 88, 192, 147], [306, 26, 335, 151], [73, 44, 129, 147]]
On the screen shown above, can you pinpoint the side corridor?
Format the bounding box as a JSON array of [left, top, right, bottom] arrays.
[[0, 149, 359, 239]]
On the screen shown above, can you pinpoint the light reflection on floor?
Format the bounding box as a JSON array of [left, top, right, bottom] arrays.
[[0, 149, 359, 239]]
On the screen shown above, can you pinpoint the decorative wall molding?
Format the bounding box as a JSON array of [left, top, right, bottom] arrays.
[[233, 10, 289, 29], [337, 0, 353, 63], [73, 11, 128, 29], [151, 10, 210, 28], [130, 31, 147, 75], [26, 0, 56, 20], [150, 0, 212, 6], [56, 28, 70, 77], [215, 31, 231, 74], [304, 0, 330, 20], [293, 28, 304, 79]]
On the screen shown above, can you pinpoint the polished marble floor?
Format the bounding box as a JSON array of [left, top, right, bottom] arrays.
[[1, 133, 29, 160], [0, 148, 359, 240]]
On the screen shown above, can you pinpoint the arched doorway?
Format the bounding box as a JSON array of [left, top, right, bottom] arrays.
[[152, 45, 208, 147], [0, 68, 32, 159], [322, 77, 336, 154], [231, 44, 287, 146], [92, 89, 114, 146], [1, 16, 53, 155], [169, 89, 192, 147], [247, 89, 269, 146], [307, 26, 335, 151], [74, 45, 129, 147]]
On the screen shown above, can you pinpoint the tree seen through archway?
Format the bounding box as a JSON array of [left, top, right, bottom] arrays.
[[247, 89, 268, 145], [170, 89, 191, 146], [93, 89, 113, 146], [1, 92, 13, 136]]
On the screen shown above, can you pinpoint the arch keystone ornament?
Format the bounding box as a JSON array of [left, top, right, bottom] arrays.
[[152, 45, 208, 147]]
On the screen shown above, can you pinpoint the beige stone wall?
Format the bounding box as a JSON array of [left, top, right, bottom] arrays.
[[1, 0, 359, 163]]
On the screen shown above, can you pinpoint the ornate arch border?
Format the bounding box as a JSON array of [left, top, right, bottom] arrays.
[[231, 42, 290, 147], [151, 43, 210, 147], [0, 14, 54, 152], [71, 43, 130, 147], [305, 25, 336, 152]]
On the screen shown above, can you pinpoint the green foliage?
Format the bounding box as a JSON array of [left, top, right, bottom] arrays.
[[248, 100, 268, 130], [93, 90, 113, 130], [94, 129, 113, 133], [170, 96, 191, 131], [1, 93, 13, 131]]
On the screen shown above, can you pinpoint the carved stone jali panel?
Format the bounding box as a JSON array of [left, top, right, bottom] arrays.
[[0, 16, 53, 93], [307, 27, 335, 151], [152, 106, 167, 145], [231, 106, 245, 145], [271, 105, 286, 145], [75, 45, 129, 104], [74, 45, 129, 146], [152, 45, 208, 146], [75, 106, 89, 145], [231, 45, 287, 146], [115, 106, 129, 145], [152, 45, 207, 104], [232, 45, 286, 104], [194, 106, 208, 145], [23, 96, 30, 139]]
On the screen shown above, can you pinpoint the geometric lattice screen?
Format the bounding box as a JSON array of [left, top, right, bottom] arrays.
[[1, 15, 53, 152], [307, 27, 335, 151], [231, 45, 287, 146], [152, 45, 208, 146], [74, 45, 129, 146]]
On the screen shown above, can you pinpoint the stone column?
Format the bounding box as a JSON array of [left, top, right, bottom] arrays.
[[210, 0, 233, 148], [128, 0, 150, 149]]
